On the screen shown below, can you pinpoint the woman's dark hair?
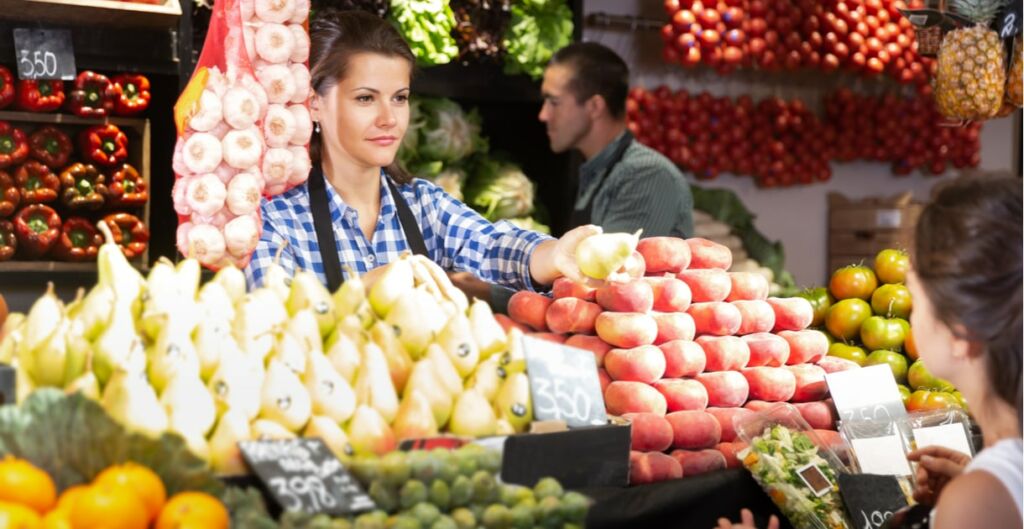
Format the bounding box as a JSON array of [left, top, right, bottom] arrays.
[[913, 174, 1022, 430], [308, 8, 415, 183], [549, 42, 629, 119]]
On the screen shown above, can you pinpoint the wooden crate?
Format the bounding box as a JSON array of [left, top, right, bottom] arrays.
[[0, 110, 150, 272], [828, 192, 922, 277]]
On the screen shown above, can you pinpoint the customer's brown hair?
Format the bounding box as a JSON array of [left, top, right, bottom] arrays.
[[308, 8, 414, 183], [913, 174, 1022, 430]]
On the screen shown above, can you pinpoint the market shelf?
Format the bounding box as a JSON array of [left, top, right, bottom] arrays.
[[0, 111, 147, 130], [0, 0, 181, 29], [0, 260, 148, 274]]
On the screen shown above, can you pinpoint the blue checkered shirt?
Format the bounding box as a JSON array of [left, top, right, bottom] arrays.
[[245, 171, 551, 291]]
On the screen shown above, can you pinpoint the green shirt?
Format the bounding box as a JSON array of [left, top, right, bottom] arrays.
[[576, 131, 694, 238]]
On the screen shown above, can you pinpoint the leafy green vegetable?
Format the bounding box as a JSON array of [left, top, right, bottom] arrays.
[[389, 0, 460, 66], [463, 158, 535, 221], [502, 0, 574, 79], [418, 98, 487, 163], [0, 389, 221, 496]]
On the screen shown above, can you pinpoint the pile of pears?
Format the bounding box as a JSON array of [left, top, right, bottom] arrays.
[[0, 224, 535, 474], [348, 445, 589, 529]]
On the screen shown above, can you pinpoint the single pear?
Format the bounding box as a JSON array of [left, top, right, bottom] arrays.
[[392, 390, 439, 441], [448, 389, 498, 438], [345, 405, 397, 457], [96, 219, 144, 304], [325, 328, 361, 382], [303, 349, 356, 423], [65, 370, 101, 401], [61, 317, 91, 386], [14, 358, 34, 404], [208, 347, 264, 420], [161, 372, 217, 438], [27, 316, 68, 388], [139, 258, 191, 340], [175, 257, 202, 301], [425, 344, 463, 397], [0, 313, 25, 345], [259, 359, 312, 432], [102, 367, 169, 438], [574, 229, 642, 280], [192, 316, 235, 381], [468, 299, 507, 359], [385, 287, 448, 358], [332, 267, 366, 317], [20, 282, 63, 359], [287, 269, 336, 337], [435, 314, 480, 378], [197, 281, 236, 325], [368, 257, 414, 317], [180, 432, 211, 462], [303, 416, 354, 462], [403, 360, 453, 428], [208, 409, 253, 475], [286, 309, 323, 354], [146, 323, 202, 394], [251, 419, 297, 440], [64, 288, 85, 319], [495, 419, 516, 436], [233, 288, 289, 361], [466, 355, 506, 402], [212, 264, 248, 305], [369, 321, 413, 393], [499, 328, 527, 376], [93, 298, 146, 387], [353, 343, 399, 423], [77, 284, 114, 341], [262, 261, 292, 303], [494, 372, 533, 433], [269, 331, 307, 375]]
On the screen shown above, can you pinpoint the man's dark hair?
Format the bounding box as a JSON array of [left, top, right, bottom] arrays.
[[549, 42, 629, 119]]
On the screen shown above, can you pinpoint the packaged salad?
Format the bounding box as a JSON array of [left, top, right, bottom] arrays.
[[735, 403, 852, 529]]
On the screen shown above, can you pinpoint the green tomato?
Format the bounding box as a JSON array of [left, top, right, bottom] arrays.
[[875, 248, 910, 285], [799, 287, 833, 327], [907, 360, 956, 392], [898, 384, 912, 406], [865, 349, 909, 385], [871, 283, 913, 319], [860, 316, 907, 352], [828, 343, 868, 365], [826, 298, 873, 340]]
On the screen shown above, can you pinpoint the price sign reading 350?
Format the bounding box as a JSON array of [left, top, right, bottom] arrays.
[[522, 336, 607, 428], [12, 29, 76, 81]]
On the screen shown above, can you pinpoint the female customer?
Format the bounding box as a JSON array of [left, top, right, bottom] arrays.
[[246, 8, 595, 292]]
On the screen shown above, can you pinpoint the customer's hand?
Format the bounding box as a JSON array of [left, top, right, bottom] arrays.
[[906, 446, 971, 506], [528, 224, 603, 286], [716, 509, 779, 529]]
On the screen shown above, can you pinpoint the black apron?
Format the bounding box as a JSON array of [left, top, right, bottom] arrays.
[[307, 166, 428, 292], [568, 132, 634, 228]]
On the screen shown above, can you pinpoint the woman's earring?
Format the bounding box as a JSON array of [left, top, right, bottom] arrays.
[[314, 122, 321, 134]]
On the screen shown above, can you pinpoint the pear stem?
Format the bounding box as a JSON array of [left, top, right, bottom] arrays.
[[97, 220, 115, 245]]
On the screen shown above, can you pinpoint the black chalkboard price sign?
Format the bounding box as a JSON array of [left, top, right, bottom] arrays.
[[12, 29, 76, 81], [999, 3, 1022, 39], [521, 335, 608, 428], [837, 473, 909, 529], [239, 438, 375, 516]]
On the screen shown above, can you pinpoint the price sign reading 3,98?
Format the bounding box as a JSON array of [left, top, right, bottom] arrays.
[[239, 438, 375, 516], [12, 29, 76, 81], [522, 336, 607, 428]]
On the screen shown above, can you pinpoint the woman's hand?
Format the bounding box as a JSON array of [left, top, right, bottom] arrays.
[[529, 224, 603, 286], [716, 509, 779, 529], [906, 446, 971, 506]]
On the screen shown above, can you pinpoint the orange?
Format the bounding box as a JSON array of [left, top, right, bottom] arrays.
[[42, 509, 71, 529], [54, 486, 89, 514], [69, 484, 148, 529], [0, 500, 43, 529], [155, 492, 229, 529], [92, 463, 166, 522], [0, 456, 57, 514]]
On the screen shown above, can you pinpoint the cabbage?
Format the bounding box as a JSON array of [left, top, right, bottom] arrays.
[[430, 166, 467, 201], [418, 97, 487, 163], [464, 160, 535, 221]]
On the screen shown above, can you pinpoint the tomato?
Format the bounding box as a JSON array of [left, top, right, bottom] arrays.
[[865, 349, 909, 384], [861, 316, 906, 351], [828, 342, 868, 365], [871, 283, 912, 318], [874, 248, 909, 284], [906, 390, 961, 412], [907, 359, 955, 392], [904, 328, 919, 360], [826, 298, 873, 340], [898, 384, 911, 406], [829, 265, 878, 300]]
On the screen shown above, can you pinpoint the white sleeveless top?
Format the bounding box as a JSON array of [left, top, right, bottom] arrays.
[[964, 438, 1024, 517]]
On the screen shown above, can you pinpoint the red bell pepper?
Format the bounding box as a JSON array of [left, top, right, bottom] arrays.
[[101, 212, 147, 259], [107, 163, 148, 208], [51, 216, 102, 262], [78, 124, 128, 167], [14, 204, 60, 258], [0, 122, 29, 169], [111, 74, 151, 116], [15, 161, 60, 205], [67, 71, 117, 118], [16, 80, 64, 112], [28, 126, 72, 169], [60, 163, 107, 211], [0, 220, 15, 261], [0, 171, 19, 218], [0, 66, 14, 110]]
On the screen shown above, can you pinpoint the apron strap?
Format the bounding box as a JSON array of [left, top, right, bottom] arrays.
[[309, 167, 429, 292]]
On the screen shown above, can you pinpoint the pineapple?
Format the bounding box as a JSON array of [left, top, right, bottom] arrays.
[[934, 0, 1008, 120], [1008, 36, 1022, 108]]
